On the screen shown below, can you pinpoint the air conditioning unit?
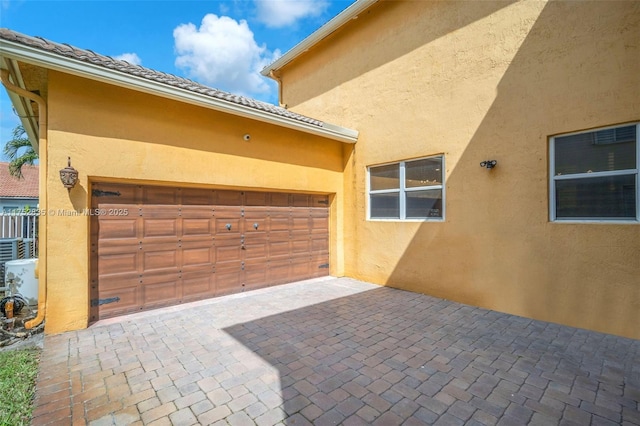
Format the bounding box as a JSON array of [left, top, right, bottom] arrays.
[[0, 238, 20, 263], [0, 238, 21, 288], [22, 238, 36, 259]]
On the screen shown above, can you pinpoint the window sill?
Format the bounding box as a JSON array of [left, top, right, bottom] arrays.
[[367, 218, 445, 223], [550, 219, 639, 224]]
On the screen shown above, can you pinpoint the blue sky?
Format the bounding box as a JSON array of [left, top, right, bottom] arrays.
[[0, 0, 356, 160]]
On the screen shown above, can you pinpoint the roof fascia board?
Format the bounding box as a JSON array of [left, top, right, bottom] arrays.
[[1, 57, 40, 151], [261, 0, 378, 77], [0, 40, 358, 144]]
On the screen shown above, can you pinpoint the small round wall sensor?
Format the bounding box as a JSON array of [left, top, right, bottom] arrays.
[[243, 134, 251, 141]]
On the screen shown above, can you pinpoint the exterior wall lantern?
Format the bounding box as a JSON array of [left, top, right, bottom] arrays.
[[59, 157, 79, 190], [480, 160, 497, 169]]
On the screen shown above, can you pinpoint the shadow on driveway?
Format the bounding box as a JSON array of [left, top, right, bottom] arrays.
[[223, 280, 640, 425]]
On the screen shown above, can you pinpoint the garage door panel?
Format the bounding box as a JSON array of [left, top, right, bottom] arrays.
[[215, 225, 241, 239], [182, 243, 215, 270], [216, 269, 242, 296], [292, 209, 310, 217], [291, 238, 311, 255], [267, 260, 290, 285], [142, 218, 180, 239], [310, 216, 329, 233], [98, 285, 139, 318], [245, 192, 269, 206], [243, 232, 267, 259], [98, 218, 138, 240], [141, 186, 180, 205], [141, 245, 180, 274], [268, 240, 290, 258], [181, 205, 214, 216], [98, 252, 139, 276], [310, 204, 329, 215], [95, 203, 136, 214], [181, 188, 215, 205], [94, 184, 330, 320], [181, 206, 215, 239], [182, 219, 214, 239], [310, 196, 329, 208], [215, 243, 243, 263], [215, 190, 243, 206], [140, 205, 181, 217], [141, 275, 181, 306], [99, 274, 141, 292], [292, 221, 310, 233], [311, 236, 329, 253], [244, 207, 268, 232], [269, 193, 290, 207], [92, 183, 138, 204], [245, 258, 268, 289], [291, 194, 310, 207], [291, 256, 312, 279], [98, 237, 140, 252], [182, 271, 216, 300], [214, 205, 243, 213], [310, 255, 330, 277], [269, 215, 290, 231], [98, 240, 140, 254], [214, 217, 242, 235]]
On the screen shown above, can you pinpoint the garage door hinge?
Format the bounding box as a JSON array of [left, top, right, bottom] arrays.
[[92, 189, 121, 197], [318, 263, 329, 268], [91, 297, 120, 307]]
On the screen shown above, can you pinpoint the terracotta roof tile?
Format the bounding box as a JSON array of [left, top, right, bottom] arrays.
[[0, 162, 39, 198], [0, 28, 325, 128]]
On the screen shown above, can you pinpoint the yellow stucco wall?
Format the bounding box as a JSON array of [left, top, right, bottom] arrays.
[[278, 1, 640, 339], [43, 72, 347, 333]]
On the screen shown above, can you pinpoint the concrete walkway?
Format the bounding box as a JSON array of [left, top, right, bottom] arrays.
[[31, 277, 640, 425]]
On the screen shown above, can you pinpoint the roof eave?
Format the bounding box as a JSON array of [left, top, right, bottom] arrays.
[[1, 57, 40, 151], [0, 39, 359, 144], [261, 0, 379, 77]]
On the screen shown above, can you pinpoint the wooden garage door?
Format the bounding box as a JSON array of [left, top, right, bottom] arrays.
[[90, 183, 329, 321]]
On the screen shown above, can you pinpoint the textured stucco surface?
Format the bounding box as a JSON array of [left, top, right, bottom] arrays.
[[278, 1, 640, 339], [42, 72, 347, 333]]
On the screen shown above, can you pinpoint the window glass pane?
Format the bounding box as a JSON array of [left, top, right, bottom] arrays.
[[406, 157, 442, 187], [555, 174, 636, 218], [554, 125, 636, 175], [370, 193, 399, 218], [406, 190, 443, 218], [370, 164, 400, 190]]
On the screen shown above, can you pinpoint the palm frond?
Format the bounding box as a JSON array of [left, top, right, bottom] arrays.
[[3, 125, 38, 179]]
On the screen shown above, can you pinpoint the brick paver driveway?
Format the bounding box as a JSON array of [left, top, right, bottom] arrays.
[[32, 277, 640, 425]]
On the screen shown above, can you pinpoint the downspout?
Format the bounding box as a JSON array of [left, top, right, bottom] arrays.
[[269, 70, 287, 109], [1, 69, 48, 330]]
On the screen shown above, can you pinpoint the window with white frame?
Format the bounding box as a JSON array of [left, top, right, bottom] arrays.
[[550, 123, 639, 221], [368, 156, 444, 220]]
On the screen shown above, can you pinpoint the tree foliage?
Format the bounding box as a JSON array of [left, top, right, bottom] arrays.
[[3, 125, 37, 179]]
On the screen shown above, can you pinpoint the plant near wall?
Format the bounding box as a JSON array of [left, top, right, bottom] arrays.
[[3, 125, 37, 179]]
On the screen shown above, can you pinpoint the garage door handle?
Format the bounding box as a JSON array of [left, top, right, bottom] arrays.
[[226, 224, 232, 230], [253, 223, 259, 230]]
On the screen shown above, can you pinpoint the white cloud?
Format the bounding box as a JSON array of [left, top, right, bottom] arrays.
[[255, 0, 330, 28], [173, 14, 279, 98], [113, 53, 142, 66]]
